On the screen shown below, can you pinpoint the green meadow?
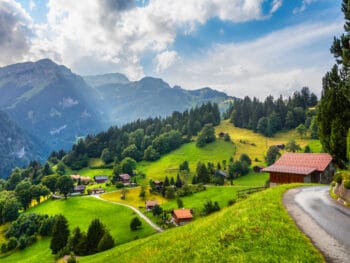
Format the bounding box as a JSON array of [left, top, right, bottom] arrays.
[[80, 184, 323, 263], [0, 197, 156, 263]]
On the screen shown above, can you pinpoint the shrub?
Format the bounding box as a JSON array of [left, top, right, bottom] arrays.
[[7, 237, 18, 250], [227, 199, 236, 206], [130, 217, 142, 231], [115, 182, 124, 189], [334, 174, 343, 184], [344, 180, 350, 189]]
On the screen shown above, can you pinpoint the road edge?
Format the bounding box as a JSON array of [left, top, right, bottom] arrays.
[[283, 188, 349, 263]]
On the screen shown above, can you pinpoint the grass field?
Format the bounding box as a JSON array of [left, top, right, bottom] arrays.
[[137, 139, 235, 182], [101, 187, 167, 208], [0, 197, 156, 263], [76, 167, 113, 179], [80, 184, 323, 263], [216, 120, 322, 166]]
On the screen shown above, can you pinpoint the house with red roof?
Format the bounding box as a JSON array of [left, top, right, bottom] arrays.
[[172, 208, 193, 226], [262, 153, 335, 186]]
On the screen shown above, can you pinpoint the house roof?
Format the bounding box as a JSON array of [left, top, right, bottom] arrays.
[[70, 174, 81, 180], [146, 200, 158, 207], [94, 176, 108, 180], [80, 176, 90, 181], [74, 185, 86, 191], [173, 209, 193, 219], [262, 153, 332, 175], [119, 174, 131, 180]]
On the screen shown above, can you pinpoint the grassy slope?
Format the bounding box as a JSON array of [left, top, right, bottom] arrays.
[[81, 184, 323, 263], [217, 120, 322, 166], [0, 197, 155, 263], [137, 139, 235, 182]]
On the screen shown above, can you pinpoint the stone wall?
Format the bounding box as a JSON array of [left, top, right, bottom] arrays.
[[334, 182, 350, 203]]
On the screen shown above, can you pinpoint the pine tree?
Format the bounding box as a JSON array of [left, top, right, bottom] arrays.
[[50, 215, 70, 254], [97, 231, 115, 252], [318, 0, 350, 162], [86, 219, 105, 254]]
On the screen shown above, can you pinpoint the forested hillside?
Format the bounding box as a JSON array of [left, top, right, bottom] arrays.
[[225, 87, 318, 137]]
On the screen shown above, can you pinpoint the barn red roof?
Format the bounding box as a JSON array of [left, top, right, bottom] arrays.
[[262, 153, 332, 175], [172, 209, 193, 219]]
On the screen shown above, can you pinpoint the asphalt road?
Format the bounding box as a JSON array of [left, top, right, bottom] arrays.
[[294, 186, 350, 248], [284, 186, 350, 262]]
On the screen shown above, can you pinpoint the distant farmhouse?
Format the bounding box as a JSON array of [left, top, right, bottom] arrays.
[[262, 153, 334, 186], [94, 175, 109, 184], [172, 209, 193, 226]]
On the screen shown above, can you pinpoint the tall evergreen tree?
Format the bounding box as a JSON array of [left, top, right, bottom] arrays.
[[318, 0, 350, 162], [50, 215, 70, 254], [86, 219, 105, 254]]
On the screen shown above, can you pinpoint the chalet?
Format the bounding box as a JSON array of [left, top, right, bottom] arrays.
[[216, 170, 227, 177], [70, 174, 81, 181], [172, 208, 193, 226], [73, 185, 86, 193], [88, 188, 105, 195], [94, 175, 108, 184], [153, 180, 164, 191], [80, 176, 91, 184], [119, 174, 131, 185], [262, 153, 335, 186], [145, 200, 159, 211]]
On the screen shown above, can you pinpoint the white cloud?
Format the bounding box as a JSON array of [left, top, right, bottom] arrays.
[[25, 0, 281, 79], [0, 0, 33, 66], [29, 0, 36, 11], [293, 0, 318, 14], [160, 21, 342, 98], [154, 50, 178, 73], [270, 0, 283, 14]]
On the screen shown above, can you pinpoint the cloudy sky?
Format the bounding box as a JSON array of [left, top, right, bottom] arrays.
[[0, 0, 343, 98]]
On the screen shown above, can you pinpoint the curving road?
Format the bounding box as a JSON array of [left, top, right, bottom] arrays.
[[284, 186, 350, 262], [91, 194, 163, 232]]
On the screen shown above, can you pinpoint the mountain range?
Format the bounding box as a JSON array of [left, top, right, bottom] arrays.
[[0, 59, 234, 178]]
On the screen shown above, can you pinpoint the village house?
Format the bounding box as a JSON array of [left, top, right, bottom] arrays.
[[80, 176, 91, 184], [262, 153, 335, 186], [94, 175, 109, 184], [145, 200, 159, 211], [119, 174, 131, 185], [172, 208, 193, 226], [73, 185, 86, 194], [70, 174, 81, 181], [88, 188, 105, 195]]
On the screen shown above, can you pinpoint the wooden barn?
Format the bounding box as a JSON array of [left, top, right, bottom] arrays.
[[172, 209, 193, 226], [262, 153, 335, 186]]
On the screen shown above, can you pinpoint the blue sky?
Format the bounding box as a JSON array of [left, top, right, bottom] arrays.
[[0, 0, 344, 98]]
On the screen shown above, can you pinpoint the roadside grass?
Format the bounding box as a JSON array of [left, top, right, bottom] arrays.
[[0, 197, 156, 263], [232, 172, 269, 187], [160, 186, 248, 217], [216, 120, 322, 166], [79, 184, 323, 263], [137, 139, 235, 183], [101, 187, 167, 209]]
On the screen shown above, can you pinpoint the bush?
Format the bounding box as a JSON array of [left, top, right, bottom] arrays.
[[344, 180, 350, 189], [227, 199, 236, 206], [115, 182, 124, 189], [130, 217, 142, 231], [202, 200, 220, 215], [334, 174, 343, 184], [7, 237, 18, 250]]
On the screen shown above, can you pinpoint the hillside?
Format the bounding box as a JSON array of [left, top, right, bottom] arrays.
[[84, 74, 234, 124], [80, 184, 323, 263], [0, 59, 105, 151], [216, 120, 322, 166], [0, 197, 155, 263], [0, 110, 48, 178]]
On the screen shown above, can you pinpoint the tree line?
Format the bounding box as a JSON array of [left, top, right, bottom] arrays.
[[58, 102, 221, 170], [224, 87, 318, 137]]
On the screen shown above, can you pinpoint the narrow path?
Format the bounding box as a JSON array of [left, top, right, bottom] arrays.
[[91, 195, 163, 232], [283, 187, 350, 263]]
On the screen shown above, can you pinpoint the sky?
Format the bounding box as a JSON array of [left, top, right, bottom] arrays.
[[0, 0, 344, 98]]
